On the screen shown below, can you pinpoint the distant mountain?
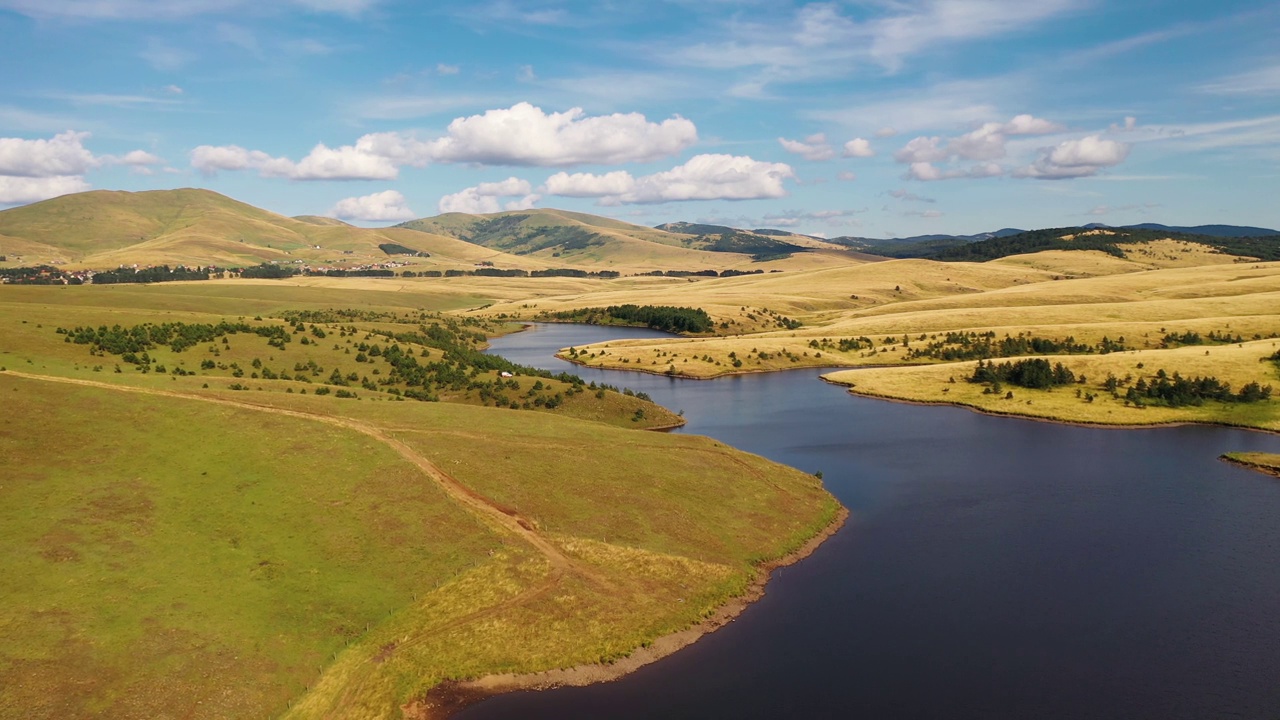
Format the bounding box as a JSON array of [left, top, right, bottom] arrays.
[[821, 228, 1025, 258], [394, 211, 833, 264], [920, 226, 1280, 263], [1119, 223, 1278, 237]]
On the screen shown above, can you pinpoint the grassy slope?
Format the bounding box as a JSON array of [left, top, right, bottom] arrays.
[[0, 373, 501, 719], [396, 208, 857, 272], [0, 190, 557, 271], [1, 190, 855, 274], [0, 282, 840, 719]]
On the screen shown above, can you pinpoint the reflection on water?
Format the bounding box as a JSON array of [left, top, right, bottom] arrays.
[[460, 324, 1280, 719]]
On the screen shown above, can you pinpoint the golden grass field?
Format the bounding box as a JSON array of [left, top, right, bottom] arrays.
[[470, 252, 1280, 432]]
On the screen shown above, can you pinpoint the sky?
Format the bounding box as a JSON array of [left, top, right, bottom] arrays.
[[1, 0, 1278, 238]]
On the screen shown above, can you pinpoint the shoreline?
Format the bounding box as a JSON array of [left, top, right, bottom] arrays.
[[823, 377, 1280, 436], [1220, 454, 1280, 479], [406, 505, 849, 719]]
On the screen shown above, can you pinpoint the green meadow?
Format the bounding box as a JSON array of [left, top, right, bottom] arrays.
[[0, 280, 840, 719]]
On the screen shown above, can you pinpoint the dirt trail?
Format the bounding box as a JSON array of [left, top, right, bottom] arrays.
[[2, 371, 586, 579]]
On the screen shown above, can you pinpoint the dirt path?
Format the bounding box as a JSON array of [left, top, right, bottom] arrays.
[[2, 371, 588, 580]]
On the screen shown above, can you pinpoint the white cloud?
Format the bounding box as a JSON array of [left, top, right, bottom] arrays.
[[438, 177, 538, 214], [842, 138, 875, 158], [778, 133, 836, 161], [837, 171, 857, 181], [0, 175, 90, 205], [543, 154, 794, 205], [906, 161, 1004, 181], [436, 63, 460, 75], [1014, 135, 1131, 179], [0, 131, 98, 177], [189, 142, 396, 180], [191, 103, 699, 185], [163, 84, 184, 95], [112, 149, 163, 166], [410, 102, 697, 167], [289, 143, 397, 180], [543, 170, 635, 197], [893, 136, 949, 164], [327, 189, 416, 222], [892, 114, 1062, 180], [666, 1, 1076, 95], [1110, 116, 1138, 133], [0, 130, 160, 204], [1003, 113, 1065, 135]]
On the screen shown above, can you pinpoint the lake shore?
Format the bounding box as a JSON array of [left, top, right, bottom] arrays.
[[405, 505, 850, 720], [1220, 452, 1280, 478], [824, 377, 1280, 436]]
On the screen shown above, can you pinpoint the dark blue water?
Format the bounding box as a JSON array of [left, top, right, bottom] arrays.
[[465, 323, 1280, 719]]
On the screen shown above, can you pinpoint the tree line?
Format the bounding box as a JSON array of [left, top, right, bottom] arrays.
[[545, 304, 714, 334]]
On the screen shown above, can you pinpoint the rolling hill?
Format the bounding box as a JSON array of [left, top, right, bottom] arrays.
[[0, 188, 512, 269], [0, 191, 859, 273]]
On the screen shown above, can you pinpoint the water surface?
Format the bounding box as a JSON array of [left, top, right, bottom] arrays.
[[463, 323, 1280, 719]]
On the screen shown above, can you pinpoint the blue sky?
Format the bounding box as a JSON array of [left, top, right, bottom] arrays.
[[1, 0, 1278, 237]]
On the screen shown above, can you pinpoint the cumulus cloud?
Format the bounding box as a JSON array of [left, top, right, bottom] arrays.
[[112, 149, 163, 166], [0, 175, 90, 205], [893, 114, 1063, 180], [543, 170, 635, 197], [289, 143, 397, 180], [409, 102, 697, 167], [542, 154, 795, 205], [0, 130, 159, 205], [893, 136, 949, 164], [327, 189, 416, 222], [1003, 113, 1065, 135], [842, 138, 875, 158], [200, 103, 698, 183], [0, 130, 98, 177], [1014, 135, 1131, 179], [438, 177, 539, 214], [778, 133, 836, 161], [906, 161, 1003, 181], [189, 142, 396, 180]]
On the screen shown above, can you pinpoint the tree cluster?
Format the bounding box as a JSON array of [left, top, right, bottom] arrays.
[[969, 358, 1078, 389], [547, 304, 714, 334]]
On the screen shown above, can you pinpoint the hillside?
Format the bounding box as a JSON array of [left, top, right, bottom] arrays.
[[928, 227, 1280, 262], [0, 189, 506, 269], [0, 191, 857, 274], [0, 281, 840, 718], [396, 209, 856, 269], [847, 224, 1280, 260]]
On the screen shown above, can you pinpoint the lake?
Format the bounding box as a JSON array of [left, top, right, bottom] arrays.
[[462, 323, 1280, 719]]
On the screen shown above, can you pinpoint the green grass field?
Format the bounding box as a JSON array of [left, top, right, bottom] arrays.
[[0, 281, 840, 719]]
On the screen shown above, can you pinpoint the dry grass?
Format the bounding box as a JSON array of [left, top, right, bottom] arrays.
[[824, 341, 1280, 430]]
